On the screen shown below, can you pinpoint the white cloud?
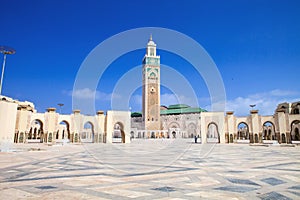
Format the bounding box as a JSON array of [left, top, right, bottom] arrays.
[[226, 89, 300, 116], [67, 88, 120, 101], [71, 88, 96, 99], [269, 89, 298, 97]]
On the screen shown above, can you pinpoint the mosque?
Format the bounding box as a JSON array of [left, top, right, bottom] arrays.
[[131, 37, 300, 144], [0, 37, 300, 145]]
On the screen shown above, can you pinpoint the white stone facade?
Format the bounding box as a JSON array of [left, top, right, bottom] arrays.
[[1, 96, 299, 145], [131, 104, 300, 144], [0, 96, 131, 145]]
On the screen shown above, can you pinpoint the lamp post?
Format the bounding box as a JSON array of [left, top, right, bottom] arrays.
[[58, 103, 64, 114], [0, 46, 16, 96], [250, 104, 256, 111]]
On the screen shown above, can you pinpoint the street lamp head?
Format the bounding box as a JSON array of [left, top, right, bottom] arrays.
[[0, 46, 15, 96], [250, 104, 256, 109], [0, 46, 16, 55], [57, 103, 64, 114]]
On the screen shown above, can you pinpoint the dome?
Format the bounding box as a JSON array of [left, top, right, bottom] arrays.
[[147, 34, 156, 46], [147, 40, 156, 46]]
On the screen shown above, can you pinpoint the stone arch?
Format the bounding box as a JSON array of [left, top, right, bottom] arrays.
[[113, 122, 125, 143], [28, 119, 44, 142], [14, 131, 19, 143], [168, 122, 180, 139], [207, 122, 220, 143], [74, 133, 79, 142], [292, 107, 300, 114], [151, 131, 156, 138], [130, 131, 134, 139], [262, 121, 276, 141], [290, 120, 300, 142], [281, 133, 286, 143], [254, 133, 259, 143], [293, 108, 299, 114], [187, 123, 197, 138], [281, 105, 287, 109], [229, 134, 234, 143], [48, 132, 53, 143], [294, 128, 299, 141], [81, 121, 95, 143], [19, 132, 24, 143], [237, 122, 249, 140], [58, 120, 71, 140], [171, 131, 176, 139], [168, 122, 180, 129]]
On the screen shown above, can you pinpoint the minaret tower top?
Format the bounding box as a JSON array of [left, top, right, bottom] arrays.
[[146, 34, 157, 57]]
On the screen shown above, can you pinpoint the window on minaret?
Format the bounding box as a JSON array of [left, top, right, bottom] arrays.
[[150, 48, 154, 56]]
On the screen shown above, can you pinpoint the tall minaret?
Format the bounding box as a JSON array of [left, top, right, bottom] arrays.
[[142, 35, 161, 134]]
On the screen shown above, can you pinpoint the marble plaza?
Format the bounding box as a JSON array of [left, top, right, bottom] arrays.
[[0, 140, 299, 199]]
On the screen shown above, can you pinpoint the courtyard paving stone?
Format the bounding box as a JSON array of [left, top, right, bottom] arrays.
[[0, 140, 299, 199]]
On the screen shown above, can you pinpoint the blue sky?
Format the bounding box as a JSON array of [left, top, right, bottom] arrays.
[[1, 0, 300, 116]]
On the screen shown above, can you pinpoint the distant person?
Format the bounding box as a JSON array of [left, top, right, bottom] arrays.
[[194, 135, 197, 143]]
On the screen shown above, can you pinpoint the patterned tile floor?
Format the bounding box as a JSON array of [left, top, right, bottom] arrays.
[[0, 139, 299, 199]]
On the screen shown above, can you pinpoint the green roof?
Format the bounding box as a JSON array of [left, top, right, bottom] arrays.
[[167, 104, 190, 109], [160, 106, 207, 115], [131, 104, 207, 117], [131, 112, 142, 117]]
